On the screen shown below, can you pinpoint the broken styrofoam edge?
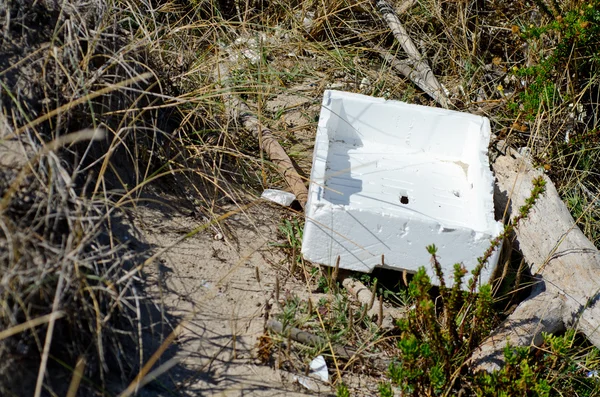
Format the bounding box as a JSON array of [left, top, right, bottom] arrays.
[[301, 90, 503, 287], [261, 189, 296, 207], [309, 355, 328, 382], [295, 375, 320, 391]]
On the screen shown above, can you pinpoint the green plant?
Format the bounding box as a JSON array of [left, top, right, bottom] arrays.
[[336, 382, 350, 397], [512, 1, 600, 119], [472, 330, 600, 396], [378, 382, 394, 397], [387, 177, 551, 395], [278, 295, 304, 329], [274, 218, 305, 273]]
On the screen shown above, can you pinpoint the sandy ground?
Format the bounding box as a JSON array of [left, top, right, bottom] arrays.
[[130, 198, 332, 396]]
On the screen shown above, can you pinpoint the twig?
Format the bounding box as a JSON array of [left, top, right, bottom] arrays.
[[374, 0, 449, 107], [215, 60, 308, 207], [266, 318, 391, 371], [341, 277, 406, 329]]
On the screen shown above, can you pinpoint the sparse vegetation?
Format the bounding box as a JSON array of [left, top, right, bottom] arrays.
[[1, 0, 600, 395]]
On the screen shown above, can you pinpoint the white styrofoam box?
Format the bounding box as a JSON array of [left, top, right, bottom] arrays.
[[301, 90, 503, 286]]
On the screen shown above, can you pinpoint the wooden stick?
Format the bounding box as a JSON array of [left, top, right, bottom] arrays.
[[374, 0, 449, 108], [266, 318, 391, 371], [215, 62, 308, 207], [342, 277, 406, 328]]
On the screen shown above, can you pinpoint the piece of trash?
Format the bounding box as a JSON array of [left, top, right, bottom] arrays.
[[261, 189, 296, 207], [295, 375, 320, 391], [301, 90, 503, 287], [517, 147, 532, 158], [309, 355, 328, 382], [587, 370, 598, 378], [359, 77, 371, 91]]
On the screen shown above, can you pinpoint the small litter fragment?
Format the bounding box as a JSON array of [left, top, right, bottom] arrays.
[[200, 280, 211, 289], [309, 355, 328, 382], [359, 77, 371, 91], [261, 189, 296, 207], [587, 370, 598, 378], [295, 375, 320, 391]]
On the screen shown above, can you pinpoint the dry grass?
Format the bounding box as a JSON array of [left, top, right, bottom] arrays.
[[1, 0, 599, 395]]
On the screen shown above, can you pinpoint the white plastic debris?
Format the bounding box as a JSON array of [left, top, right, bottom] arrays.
[[301, 90, 503, 286], [295, 375, 319, 391], [309, 355, 328, 382], [261, 189, 296, 207], [359, 77, 371, 91]]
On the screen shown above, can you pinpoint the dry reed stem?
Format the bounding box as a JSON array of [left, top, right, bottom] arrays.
[[0, 311, 65, 341], [34, 262, 66, 397], [66, 357, 86, 397]]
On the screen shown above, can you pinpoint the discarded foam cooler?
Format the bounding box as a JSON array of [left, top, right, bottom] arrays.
[[301, 90, 503, 286]]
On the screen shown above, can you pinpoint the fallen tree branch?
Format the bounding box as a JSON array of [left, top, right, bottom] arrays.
[[374, 0, 449, 107], [470, 148, 600, 372]]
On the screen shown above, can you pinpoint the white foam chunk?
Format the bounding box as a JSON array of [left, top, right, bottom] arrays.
[[301, 90, 503, 286]]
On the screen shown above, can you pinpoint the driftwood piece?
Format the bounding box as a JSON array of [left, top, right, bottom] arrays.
[[374, 0, 449, 108], [215, 62, 308, 207], [471, 149, 600, 372]]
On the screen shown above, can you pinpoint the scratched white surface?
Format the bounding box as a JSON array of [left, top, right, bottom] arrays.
[[302, 90, 503, 286]]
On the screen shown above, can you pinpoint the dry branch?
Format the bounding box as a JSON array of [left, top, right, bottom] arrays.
[[374, 0, 449, 107], [215, 60, 308, 208], [266, 318, 390, 371], [471, 148, 600, 372], [237, 104, 308, 207], [342, 277, 406, 330]]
